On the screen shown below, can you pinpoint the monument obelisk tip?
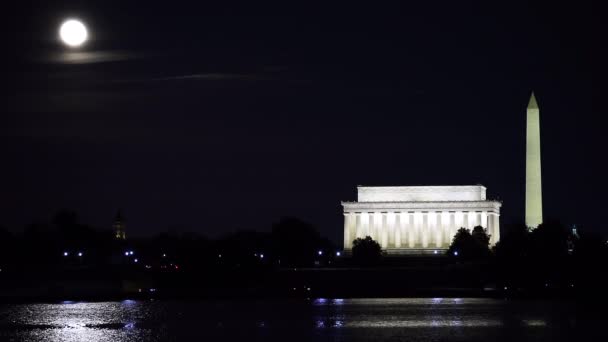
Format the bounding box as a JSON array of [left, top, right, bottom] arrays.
[[527, 91, 538, 109]]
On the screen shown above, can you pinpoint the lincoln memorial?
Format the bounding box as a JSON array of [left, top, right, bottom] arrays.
[[342, 185, 501, 254]]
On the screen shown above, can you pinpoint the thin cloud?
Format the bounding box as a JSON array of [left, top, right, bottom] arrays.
[[44, 51, 138, 64]]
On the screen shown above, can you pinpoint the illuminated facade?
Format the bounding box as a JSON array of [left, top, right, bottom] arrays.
[[342, 185, 501, 254], [526, 92, 543, 228]]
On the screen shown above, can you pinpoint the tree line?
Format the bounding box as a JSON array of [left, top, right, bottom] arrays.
[[0, 211, 337, 273], [350, 221, 608, 291]]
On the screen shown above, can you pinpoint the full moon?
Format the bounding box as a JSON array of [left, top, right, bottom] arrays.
[[59, 19, 88, 47]]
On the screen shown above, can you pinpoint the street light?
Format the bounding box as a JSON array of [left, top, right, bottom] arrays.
[[63, 252, 69, 256], [78, 252, 83, 257], [336, 251, 341, 257], [318, 250, 323, 256]]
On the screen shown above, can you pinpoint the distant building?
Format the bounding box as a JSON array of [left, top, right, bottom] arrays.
[[113, 210, 126, 240], [571, 224, 579, 238], [342, 185, 501, 254]]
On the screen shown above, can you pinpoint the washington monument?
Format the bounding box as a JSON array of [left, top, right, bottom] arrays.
[[525, 92, 543, 228]]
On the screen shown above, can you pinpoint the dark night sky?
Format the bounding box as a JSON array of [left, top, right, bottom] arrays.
[[0, 1, 601, 243]]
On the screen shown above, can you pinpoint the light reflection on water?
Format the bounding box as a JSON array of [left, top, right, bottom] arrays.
[[0, 301, 159, 342], [0, 298, 588, 341]]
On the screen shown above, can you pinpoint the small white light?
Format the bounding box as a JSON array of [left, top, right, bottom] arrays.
[[260, 254, 264, 259], [453, 251, 458, 256], [63, 252, 69, 256], [78, 252, 83, 257], [124, 252, 129, 256], [336, 251, 341, 257], [434, 250, 438, 255], [134, 259, 138, 263], [163, 254, 166, 257], [318, 250, 323, 255]]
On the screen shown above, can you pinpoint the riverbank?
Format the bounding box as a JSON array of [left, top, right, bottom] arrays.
[[0, 264, 585, 303]]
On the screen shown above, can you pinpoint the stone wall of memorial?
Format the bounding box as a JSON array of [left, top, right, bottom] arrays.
[[343, 209, 499, 250], [357, 185, 487, 203]]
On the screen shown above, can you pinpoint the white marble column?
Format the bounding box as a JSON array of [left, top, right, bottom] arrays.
[[489, 213, 500, 246], [355, 213, 362, 238], [343, 213, 353, 249], [387, 212, 395, 247], [400, 212, 408, 247], [476, 212, 482, 227], [444, 212, 452, 245], [428, 212, 436, 248], [435, 212, 443, 248], [368, 212, 375, 240], [394, 213, 401, 248], [374, 212, 382, 242], [448, 213, 454, 246], [481, 212, 488, 230], [488, 213, 494, 244], [408, 212, 416, 248], [495, 214, 500, 245], [380, 213, 388, 248], [455, 211, 463, 233], [421, 212, 429, 248], [362, 213, 370, 238]]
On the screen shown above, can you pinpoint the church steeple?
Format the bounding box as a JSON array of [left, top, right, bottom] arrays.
[[113, 210, 126, 240]]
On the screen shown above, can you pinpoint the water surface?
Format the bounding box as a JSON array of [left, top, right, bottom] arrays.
[[0, 298, 600, 341]]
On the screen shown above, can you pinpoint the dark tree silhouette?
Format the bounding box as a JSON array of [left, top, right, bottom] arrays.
[[217, 230, 271, 268], [494, 223, 529, 260], [447, 228, 472, 257], [447, 226, 491, 260], [471, 226, 491, 248], [574, 231, 607, 260], [528, 221, 570, 260], [352, 236, 382, 266], [572, 230, 608, 291], [495, 221, 590, 289], [526, 220, 571, 285], [493, 223, 531, 288], [271, 217, 331, 267]]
